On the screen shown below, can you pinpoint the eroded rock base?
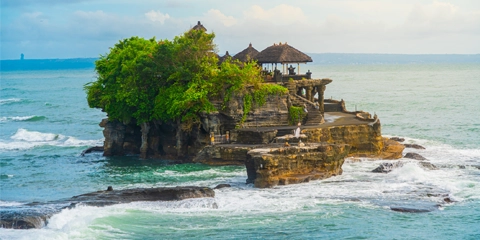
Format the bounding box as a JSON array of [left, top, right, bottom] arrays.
[[246, 143, 351, 188]]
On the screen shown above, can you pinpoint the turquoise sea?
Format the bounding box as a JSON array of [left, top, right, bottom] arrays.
[[1, 63, 479, 239]]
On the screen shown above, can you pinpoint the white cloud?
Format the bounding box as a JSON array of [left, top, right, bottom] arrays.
[[145, 10, 170, 24], [205, 9, 237, 27], [243, 4, 308, 24]]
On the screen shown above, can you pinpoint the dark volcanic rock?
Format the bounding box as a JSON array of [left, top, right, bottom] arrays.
[[68, 186, 215, 207], [213, 184, 231, 189], [404, 152, 427, 160], [390, 207, 433, 213], [81, 146, 104, 156], [372, 161, 404, 173], [390, 137, 405, 142], [0, 186, 215, 229], [403, 144, 426, 149]]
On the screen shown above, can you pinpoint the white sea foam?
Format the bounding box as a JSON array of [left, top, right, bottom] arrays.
[[0, 98, 21, 105], [0, 116, 37, 122], [0, 128, 103, 151], [0, 200, 24, 207]]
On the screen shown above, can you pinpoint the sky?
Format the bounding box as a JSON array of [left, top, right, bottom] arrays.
[[1, 0, 480, 59]]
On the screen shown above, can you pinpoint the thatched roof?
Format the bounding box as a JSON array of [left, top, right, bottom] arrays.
[[233, 43, 259, 62], [218, 51, 231, 64], [255, 43, 312, 64], [191, 21, 207, 31]]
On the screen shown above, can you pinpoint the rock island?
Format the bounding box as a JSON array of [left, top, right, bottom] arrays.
[[86, 21, 404, 188]]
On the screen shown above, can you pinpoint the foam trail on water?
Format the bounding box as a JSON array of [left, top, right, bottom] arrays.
[[0, 200, 24, 207], [0, 116, 46, 122], [0, 128, 103, 151], [0, 98, 21, 105]]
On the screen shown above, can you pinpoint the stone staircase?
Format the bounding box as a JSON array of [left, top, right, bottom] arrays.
[[290, 94, 324, 126]]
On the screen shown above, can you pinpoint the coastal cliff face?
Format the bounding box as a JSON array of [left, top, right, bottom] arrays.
[[246, 144, 351, 188], [100, 94, 290, 160]]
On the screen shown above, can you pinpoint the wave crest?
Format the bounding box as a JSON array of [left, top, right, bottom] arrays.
[[0, 115, 46, 122], [0, 128, 103, 151], [0, 98, 22, 105]]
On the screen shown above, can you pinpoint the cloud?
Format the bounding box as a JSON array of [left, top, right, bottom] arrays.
[[205, 9, 237, 27], [145, 10, 171, 24], [402, 1, 480, 35], [2, 1, 480, 59], [243, 4, 308, 24]]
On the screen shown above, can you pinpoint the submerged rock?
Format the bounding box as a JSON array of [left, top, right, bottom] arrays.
[[0, 186, 215, 229], [213, 184, 231, 189], [390, 207, 434, 213], [80, 146, 104, 156], [404, 152, 427, 160], [68, 186, 215, 207], [404, 144, 426, 149], [372, 161, 405, 173]]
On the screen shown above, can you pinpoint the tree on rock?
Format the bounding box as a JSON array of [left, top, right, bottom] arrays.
[[85, 29, 287, 159]]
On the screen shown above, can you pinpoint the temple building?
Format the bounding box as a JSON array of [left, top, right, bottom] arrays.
[[218, 51, 231, 65], [233, 43, 259, 62], [254, 42, 313, 82], [191, 21, 207, 31]]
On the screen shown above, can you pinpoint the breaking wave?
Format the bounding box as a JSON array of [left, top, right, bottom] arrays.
[[0, 128, 103, 151], [0, 98, 22, 105]]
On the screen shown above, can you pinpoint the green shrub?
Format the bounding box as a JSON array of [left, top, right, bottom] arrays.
[[288, 106, 306, 125]]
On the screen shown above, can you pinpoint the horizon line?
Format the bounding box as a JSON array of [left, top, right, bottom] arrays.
[[2, 53, 480, 61]]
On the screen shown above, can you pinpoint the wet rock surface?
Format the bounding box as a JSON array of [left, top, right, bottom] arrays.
[[390, 206, 434, 213], [404, 143, 426, 149], [80, 146, 104, 156], [213, 184, 231, 189], [372, 161, 405, 173], [0, 186, 215, 229], [404, 152, 427, 160]]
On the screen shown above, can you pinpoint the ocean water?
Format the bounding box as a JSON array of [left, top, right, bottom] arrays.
[[1, 64, 479, 239]]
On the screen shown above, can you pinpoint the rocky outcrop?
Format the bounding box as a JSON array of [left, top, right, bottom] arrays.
[[0, 186, 215, 229], [404, 152, 427, 160], [404, 143, 426, 149], [379, 138, 405, 159], [302, 120, 389, 158], [372, 161, 405, 173], [68, 186, 214, 206], [97, 79, 401, 165], [80, 146, 104, 156], [246, 144, 350, 188]]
